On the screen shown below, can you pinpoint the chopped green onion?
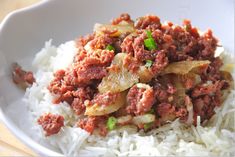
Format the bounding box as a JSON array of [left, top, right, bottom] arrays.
[[105, 44, 115, 51], [107, 116, 117, 130], [146, 30, 152, 38], [144, 122, 153, 130], [148, 108, 155, 114], [145, 60, 153, 68], [144, 30, 157, 51], [144, 38, 157, 50]]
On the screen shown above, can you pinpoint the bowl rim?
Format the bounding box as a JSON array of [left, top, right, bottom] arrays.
[[0, 0, 63, 156]]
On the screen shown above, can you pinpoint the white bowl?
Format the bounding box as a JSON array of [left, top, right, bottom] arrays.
[[0, 0, 234, 156]]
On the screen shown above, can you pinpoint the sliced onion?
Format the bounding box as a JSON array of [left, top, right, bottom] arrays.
[[132, 114, 155, 125], [117, 115, 132, 125], [185, 96, 194, 125], [94, 22, 135, 37], [98, 53, 139, 93], [161, 60, 210, 75], [136, 83, 151, 89], [137, 65, 154, 83], [85, 92, 127, 116]]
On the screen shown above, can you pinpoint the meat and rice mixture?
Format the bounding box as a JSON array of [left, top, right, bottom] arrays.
[[12, 14, 235, 156]]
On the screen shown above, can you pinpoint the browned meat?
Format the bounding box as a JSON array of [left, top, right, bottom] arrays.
[[111, 13, 133, 25], [123, 54, 140, 72], [135, 15, 161, 30], [12, 63, 35, 89], [126, 85, 155, 115], [64, 65, 107, 85], [151, 50, 169, 75], [191, 81, 225, 98], [78, 116, 107, 135], [193, 95, 216, 122], [37, 113, 64, 136], [156, 103, 176, 123], [91, 92, 120, 106]]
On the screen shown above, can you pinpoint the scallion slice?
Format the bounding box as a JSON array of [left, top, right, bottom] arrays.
[[144, 122, 153, 130], [146, 30, 152, 38], [107, 116, 117, 130], [106, 44, 115, 51], [145, 60, 153, 68], [144, 30, 157, 51]]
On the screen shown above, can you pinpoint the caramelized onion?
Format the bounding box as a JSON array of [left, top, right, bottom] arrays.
[[98, 53, 139, 93], [85, 92, 127, 116], [161, 60, 210, 75], [94, 22, 135, 37]]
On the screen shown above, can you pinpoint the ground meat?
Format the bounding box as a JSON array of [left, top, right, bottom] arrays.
[[98, 125, 108, 137], [183, 19, 200, 38], [78, 116, 107, 134], [12, 63, 35, 89], [152, 79, 169, 103], [121, 34, 135, 56], [126, 85, 155, 115], [70, 87, 96, 115], [78, 117, 97, 133], [176, 107, 188, 118], [193, 95, 215, 121], [37, 113, 64, 136], [202, 57, 223, 81], [123, 54, 140, 72], [111, 13, 133, 25], [151, 50, 169, 75], [135, 15, 161, 30], [89, 35, 113, 50], [75, 33, 95, 52], [71, 98, 85, 115], [166, 83, 177, 94], [64, 65, 107, 86], [180, 74, 199, 90], [156, 103, 188, 124], [191, 81, 225, 98], [91, 92, 120, 106], [197, 29, 218, 60], [156, 103, 176, 123], [48, 70, 73, 95]]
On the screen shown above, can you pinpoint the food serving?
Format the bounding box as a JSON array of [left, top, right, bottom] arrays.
[[12, 14, 235, 156]]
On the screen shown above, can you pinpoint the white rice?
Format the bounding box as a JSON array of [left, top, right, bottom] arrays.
[[25, 40, 235, 156]]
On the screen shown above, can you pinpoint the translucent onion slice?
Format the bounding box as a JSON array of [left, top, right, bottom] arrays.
[[94, 22, 135, 37], [117, 115, 133, 125], [98, 53, 139, 93], [132, 114, 155, 125], [137, 65, 154, 83], [220, 71, 234, 102], [161, 60, 210, 75], [85, 92, 127, 116]]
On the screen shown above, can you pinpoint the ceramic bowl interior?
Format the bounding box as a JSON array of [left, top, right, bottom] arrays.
[[0, 0, 233, 156]]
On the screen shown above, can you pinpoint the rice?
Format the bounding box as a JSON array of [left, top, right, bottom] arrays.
[[25, 40, 235, 156]]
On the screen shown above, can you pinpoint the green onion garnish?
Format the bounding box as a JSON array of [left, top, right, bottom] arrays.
[[144, 30, 157, 51], [144, 122, 153, 130], [145, 60, 153, 68], [107, 116, 117, 130], [148, 108, 155, 114], [146, 30, 152, 38], [144, 38, 157, 50], [105, 44, 115, 51]]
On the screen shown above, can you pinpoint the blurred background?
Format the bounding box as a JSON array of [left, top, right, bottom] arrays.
[[0, 0, 40, 20], [0, 1, 40, 156]]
